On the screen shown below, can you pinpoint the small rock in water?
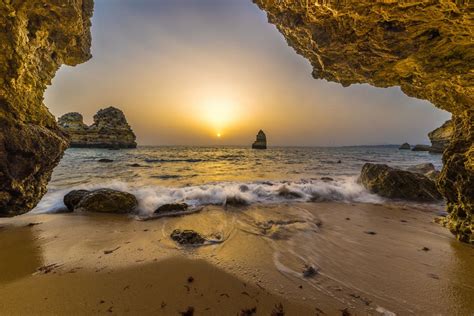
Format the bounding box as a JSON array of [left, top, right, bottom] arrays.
[[364, 231, 377, 235], [302, 265, 318, 278], [154, 203, 188, 214], [337, 160, 342, 164], [128, 163, 142, 167], [277, 186, 303, 199], [187, 276, 194, 283], [239, 184, 250, 192], [321, 177, 334, 182], [225, 196, 249, 207], [422, 247, 430, 251], [170, 229, 205, 245], [98, 158, 114, 163]]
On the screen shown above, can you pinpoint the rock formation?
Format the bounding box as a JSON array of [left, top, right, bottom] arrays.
[[428, 120, 454, 153], [1, 1, 472, 242], [63, 188, 138, 214], [0, 0, 93, 216], [412, 144, 431, 152], [58, 106, 137, 149], [359, 163, 442, 202], [252, 130, 267, 149], [399, 143, 411, 150], [253, 1, 473, 243]]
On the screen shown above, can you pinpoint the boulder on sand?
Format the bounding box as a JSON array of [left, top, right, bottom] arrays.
[[63, 189, 138, 213], [170, 229, 206, 245], [154, 203, 188, 214], [358, 163, 442, 202], [399, 143, 411, 150]]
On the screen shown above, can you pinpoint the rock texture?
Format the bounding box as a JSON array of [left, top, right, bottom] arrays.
[[252, 129, 267, 149], [359, 163, 442, 202], [412, 144, 431, 152], [58, 106, 137, 149], [64, 189, 138, 214], [399, 143, 411, 150], [0, 0, 93, 216], [428, 119, 454, 153], [253, 1, 473, 243]]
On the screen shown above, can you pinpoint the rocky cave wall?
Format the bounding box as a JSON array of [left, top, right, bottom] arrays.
[[252, 0, 473, 242], [0, 0, 93, 216]]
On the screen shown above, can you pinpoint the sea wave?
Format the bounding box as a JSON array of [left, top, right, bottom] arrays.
[[31, 177, 383, 215]]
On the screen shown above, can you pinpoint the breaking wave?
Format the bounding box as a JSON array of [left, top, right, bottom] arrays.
[[31, 177, 383, 216]]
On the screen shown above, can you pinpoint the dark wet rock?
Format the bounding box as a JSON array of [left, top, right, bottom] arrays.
[[154, 203, 188, 214], [128, 163, 142, 167], [277, 186, 303, 199], [412, 144, 431, 152], [98, 158, 114, 163], [422, 247, 430, 251], [239, 184, 250, 192], [64, 190, 90, 211], [170, 229, 205, 245], [399, 143, 411, 150], [71, 189, 138, 213], [358, 163, 442, 202], [252, 130, 267, 149], [321, 177, 334, 182], [364, 231, 377, 235], [428, 119, 453, 153], [225, 196, 249, 207], [407, 163, 436, 174], [302, 265, 318, 278], [337, 160, 342, 164], [58, 106, 137, 149]]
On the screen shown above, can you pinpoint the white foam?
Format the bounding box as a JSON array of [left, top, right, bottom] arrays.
[[31, 177, 383, 215]]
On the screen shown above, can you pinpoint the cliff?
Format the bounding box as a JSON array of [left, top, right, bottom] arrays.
[[58, 107, 137, 149], [428, 120, 454, 153], [253, 1, 473, 243], [252, 130, 267, 149], [0, 0, 93, 216]]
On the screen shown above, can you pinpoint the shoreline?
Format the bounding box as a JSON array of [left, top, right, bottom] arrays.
[[1, 202, 473, 315]]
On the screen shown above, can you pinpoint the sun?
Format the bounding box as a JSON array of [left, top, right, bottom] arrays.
[[217, 133, 222, 138]]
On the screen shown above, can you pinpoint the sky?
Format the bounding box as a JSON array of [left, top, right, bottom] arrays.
[[45, 0, 451, 146]]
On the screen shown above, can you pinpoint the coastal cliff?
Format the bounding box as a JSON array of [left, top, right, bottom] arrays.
[[0, 0, 93, 216], [58, 107, 137, 149], [253, 1, 473, 243], [429, 120, 454, 153]]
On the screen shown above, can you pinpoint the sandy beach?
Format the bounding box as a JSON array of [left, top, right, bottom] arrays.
[[1, 202, 472, 315]]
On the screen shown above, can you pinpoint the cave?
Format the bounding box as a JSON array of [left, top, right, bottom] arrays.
[[0, 1, 472, 243]]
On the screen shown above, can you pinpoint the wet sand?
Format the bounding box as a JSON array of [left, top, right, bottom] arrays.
[[0, 202, 473, 315]]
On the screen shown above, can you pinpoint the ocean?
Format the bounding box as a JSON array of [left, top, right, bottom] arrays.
[[32, 145, 443, 215]]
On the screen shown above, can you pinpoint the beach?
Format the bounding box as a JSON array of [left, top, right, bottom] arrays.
[[1, 202, 473, 315]]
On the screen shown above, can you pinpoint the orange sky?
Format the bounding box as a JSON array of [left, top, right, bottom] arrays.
[[45, 0, 450, 146]]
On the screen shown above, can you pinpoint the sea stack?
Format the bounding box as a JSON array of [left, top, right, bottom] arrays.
[[58, 106, 137, 149], [252, 130, 267, 149], [428, 119, 453, 153]]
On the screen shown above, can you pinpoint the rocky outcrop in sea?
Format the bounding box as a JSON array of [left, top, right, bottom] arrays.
[[428, 120, 453, 153], [358, 163, 442, 202], [252, 130, 267, 149], [58, 107, 137, 149]]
